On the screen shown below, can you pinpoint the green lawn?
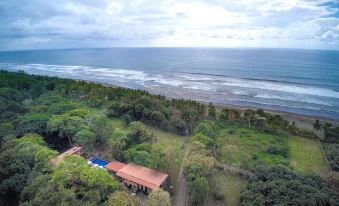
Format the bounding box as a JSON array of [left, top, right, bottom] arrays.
[[288, 136, 329, 176], [217, 127, 289, 170], [207, 172, 248, 206]]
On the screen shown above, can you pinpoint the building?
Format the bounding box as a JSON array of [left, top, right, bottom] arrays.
[[105, 161, 169, 193], [50, 146, 83, 166]]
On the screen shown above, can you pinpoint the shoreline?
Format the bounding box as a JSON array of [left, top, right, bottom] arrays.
[[85, 79, 339, 130]]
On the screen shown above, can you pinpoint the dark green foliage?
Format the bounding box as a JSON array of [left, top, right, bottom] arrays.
[[126, 121, 154, 146], [322, 143, 339, 171], [17, 113, 52, 136], [241, 165, 339, 206], [266, 146, 288, 158], [324, 126, 339, 143], [123, 143, 165, 169], [207, 102, 216, 119], [0, 134, 57, 203], [21, 155, 119, 205], [188, 176, 209, 206]]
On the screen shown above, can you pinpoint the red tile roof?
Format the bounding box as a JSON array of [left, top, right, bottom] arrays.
[[116, 163, 168, 190], [105, 161, 126, 172]]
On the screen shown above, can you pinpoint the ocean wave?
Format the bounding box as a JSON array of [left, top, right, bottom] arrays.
[[219, 78, 339, 99], [2, 63, 339, 113]]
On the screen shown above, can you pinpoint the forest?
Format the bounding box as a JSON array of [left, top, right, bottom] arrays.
[[0, 70, 339, 206]]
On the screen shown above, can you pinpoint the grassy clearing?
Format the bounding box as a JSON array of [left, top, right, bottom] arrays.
[[144, 124, 188, 188], [217, 127, 289, 170], [207, 171, 248, 206], [288, 136, 329, 176]]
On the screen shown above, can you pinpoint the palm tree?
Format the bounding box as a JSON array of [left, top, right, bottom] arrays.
[[313, 119, 322, 132]]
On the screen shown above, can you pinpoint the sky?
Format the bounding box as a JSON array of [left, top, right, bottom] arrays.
[[0, 0, 338, 50]]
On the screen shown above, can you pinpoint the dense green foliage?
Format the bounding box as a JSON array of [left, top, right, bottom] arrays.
[[241, 165, 339, 206], [0, 134, 57, 204], [322, 143, 339, 171], [108, 191, 140, 206], [22, 155, 119, 205], [1, 70, 338, 206], [148, 189, 171, 206]]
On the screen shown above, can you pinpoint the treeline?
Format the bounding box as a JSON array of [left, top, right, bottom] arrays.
[[1, 70, 337, 206], [0, 70, 172, 205], [241, 165, 339, 205], [321, 124, 339, 172]]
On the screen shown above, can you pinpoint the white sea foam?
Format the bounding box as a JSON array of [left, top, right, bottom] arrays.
[[3, 63, 339, 113], [254, 93, 335, 107], [219, 78, 339, 99]]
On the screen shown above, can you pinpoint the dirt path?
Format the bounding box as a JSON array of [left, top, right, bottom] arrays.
[[175, 164, 188, 206]]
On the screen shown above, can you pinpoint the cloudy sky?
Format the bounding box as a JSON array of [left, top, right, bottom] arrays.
[[0, 0, 338, 50]]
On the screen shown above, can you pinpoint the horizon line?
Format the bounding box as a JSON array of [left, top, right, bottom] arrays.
[[1, 46, 339, 52]]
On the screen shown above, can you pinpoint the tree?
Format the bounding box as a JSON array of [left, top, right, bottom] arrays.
[[126, 122, 154, 146], [191, 133, 216, 155], [0, 134, 57, 203], [196, 122, 216, 138], [89, 116, 113, 145], [207, 102, 216, 119], [108, 191, 139, 206], [170, 117, 187, 136], [240, 165, 339, 205], [244, 109, 255, 127], [24, 155, 119, 205], [47, 114, 87, 146], [74, 129, 96, 151], [188, 176, 209, 206], [151, 111, 167, 128], [149, 189, 171, 206], [18, 113, 51, 136], [313, 119, 322, 132]]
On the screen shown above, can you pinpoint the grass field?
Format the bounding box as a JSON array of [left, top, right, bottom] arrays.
[[217, 127, 289, 170], [288, 136, 329, 176], [207, 172, 248, 206]]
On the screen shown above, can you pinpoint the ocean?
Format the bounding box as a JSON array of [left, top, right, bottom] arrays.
[[0, 48, 338, 120]]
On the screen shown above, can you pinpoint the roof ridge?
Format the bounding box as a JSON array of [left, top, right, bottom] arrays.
[[117, 170, 160, 186]]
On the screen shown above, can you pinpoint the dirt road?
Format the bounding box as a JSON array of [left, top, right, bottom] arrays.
[[175, 164, 188, 206]]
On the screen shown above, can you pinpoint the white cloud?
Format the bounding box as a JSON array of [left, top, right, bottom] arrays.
[[0, 0, 338, 50]]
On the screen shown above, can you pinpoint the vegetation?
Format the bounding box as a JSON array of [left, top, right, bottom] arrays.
[[0, 70, 338, 206], [149, 189, 171, 206], [108, 191, 140, 206], [21, 155, 119, 205], [217, 127, 290, 170], [208, 172, 248, 206], [241, 165, 339, 205], [322, 143, 339, 171], [288, 136, 329, 176]]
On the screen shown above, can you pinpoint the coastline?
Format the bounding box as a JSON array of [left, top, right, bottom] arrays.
[[84, 79, 339, 130]]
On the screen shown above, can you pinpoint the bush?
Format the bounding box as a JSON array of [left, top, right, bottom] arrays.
[[266, 146, 288, 158], [322, 143, 339, 171], [214, 191, 225, 201]]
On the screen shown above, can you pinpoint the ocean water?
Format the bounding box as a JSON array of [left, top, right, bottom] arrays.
[[0, 48, 338, 120]]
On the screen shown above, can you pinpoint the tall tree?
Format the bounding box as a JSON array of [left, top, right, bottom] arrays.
[[149, 189, 171, 206]]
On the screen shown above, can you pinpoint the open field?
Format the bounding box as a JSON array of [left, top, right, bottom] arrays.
[[206, 172, 248, 206], [288, 136, 329, 176], [217, 127, 289, 170]]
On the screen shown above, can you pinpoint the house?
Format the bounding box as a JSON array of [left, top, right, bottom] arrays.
[[50, 146, 83, 166], [105, 161, 169, 193]]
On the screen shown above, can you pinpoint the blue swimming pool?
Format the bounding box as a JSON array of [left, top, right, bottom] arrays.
[[89, 157, 109, 167]]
